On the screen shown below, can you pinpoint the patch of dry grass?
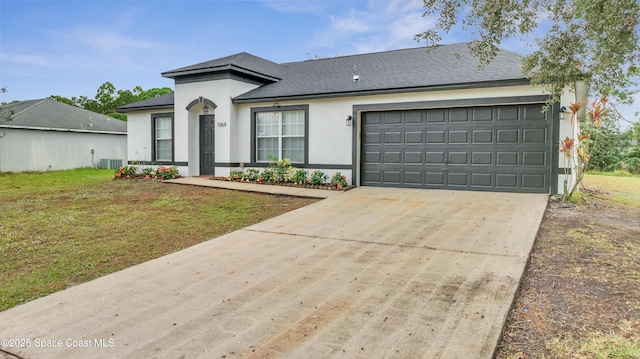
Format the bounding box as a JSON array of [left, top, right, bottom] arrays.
[[546, 320, 640, 358], [496, 174, 640, 359]]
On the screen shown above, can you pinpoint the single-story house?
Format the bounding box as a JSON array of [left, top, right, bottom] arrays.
[[0, 98, 127, 172], [118, 42, 577, 193]]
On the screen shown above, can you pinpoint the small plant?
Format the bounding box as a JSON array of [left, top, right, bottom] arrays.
[[141, 167, 156, 179], [272, 167, 286, 183], [261, 157, 292, 182], [309, 170, 327, 186], [113, 166, 138, 179], [276, 158, 291, 168], [244, 168, 261, 181], [217, 159, 349, 191], [156, 166, 179, 180], [291, 169, 308, 184], [283, 166, 299, 183], [331, 172, 348, 189], [229, 169, 244, 181], [260, 167, 275, 182], [560, 97, 607, 201]]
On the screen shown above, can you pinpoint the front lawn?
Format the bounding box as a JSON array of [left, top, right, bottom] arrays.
[[0, 168, 317, 311]]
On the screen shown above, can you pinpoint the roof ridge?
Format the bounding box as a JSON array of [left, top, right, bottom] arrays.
[[49, 98, 119, 121], [282, 42, 472, 65], [289, 42, 525, 66], [4, 98, 126, 132], [11, 98, 47, 117]]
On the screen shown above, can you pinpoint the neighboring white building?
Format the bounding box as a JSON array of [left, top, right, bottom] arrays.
[[0, 98, 127, 172], [119, 43, 576, 194]]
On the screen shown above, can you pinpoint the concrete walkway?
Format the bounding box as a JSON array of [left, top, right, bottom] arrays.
[[0, 186, 548, 359]]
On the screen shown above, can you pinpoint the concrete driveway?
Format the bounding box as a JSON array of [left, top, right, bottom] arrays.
[[0, 187, 548, 359]]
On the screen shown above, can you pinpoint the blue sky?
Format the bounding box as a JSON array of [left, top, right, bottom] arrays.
[[0, 0, 637, 125], [0, 0, 441, 101]]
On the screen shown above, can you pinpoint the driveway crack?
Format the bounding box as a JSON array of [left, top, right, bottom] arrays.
[[242, 228, 526, 258]]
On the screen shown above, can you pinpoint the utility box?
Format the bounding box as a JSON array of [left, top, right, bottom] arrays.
[[98, 159, 123, 169]]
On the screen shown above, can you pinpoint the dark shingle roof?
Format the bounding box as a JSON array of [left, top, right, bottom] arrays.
[[116, 93, 174, 112], [120, 43, 528, 109], [234, 43, 527, 102], [1, 98, 126, 133], [161, 52, 283, 81]]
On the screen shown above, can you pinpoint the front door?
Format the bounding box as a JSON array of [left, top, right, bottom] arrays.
[[200, 115, 215, 176]]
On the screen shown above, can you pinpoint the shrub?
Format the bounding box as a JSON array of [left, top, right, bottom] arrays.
[[271, 167, 286, 183], [276, 158, 291, 168], [260, 167, 275, 182], [623, 158, 640, 174], [229, 169, 244, 180], [263, 157, 292, 182], [331, 172, 348, 188], [113, 165, 178, 180], [283, 166, 299, 183], [291, 169, 308, 184], [244, 168, 261, 181], [113, 166, 138, 179], [156, 166, 179, 180], [141, 167, 155, 177], [309, 171, 327, 185]]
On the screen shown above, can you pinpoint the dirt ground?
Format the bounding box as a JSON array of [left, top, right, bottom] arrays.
[[495, 181, 640, 358]]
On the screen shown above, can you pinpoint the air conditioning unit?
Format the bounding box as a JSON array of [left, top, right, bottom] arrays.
[[99, 159, 123, 169]]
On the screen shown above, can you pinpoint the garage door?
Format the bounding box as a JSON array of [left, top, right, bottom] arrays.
[[361, 104, 552, 193]]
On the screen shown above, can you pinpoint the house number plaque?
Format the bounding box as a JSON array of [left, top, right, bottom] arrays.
[[216, 122, 227, 127]]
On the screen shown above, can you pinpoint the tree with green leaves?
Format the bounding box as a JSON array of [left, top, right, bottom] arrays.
[[583, 114, 632, 171], [52, 82, 173, 121], [416, 0, 640, 105], [0, 87, 14, 139], [416, 0, 640, 199]]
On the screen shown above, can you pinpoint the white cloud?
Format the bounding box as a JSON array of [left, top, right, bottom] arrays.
[[259, 0, 328, 14], [0, 27, 162, 76], [0, 50, 142, 75], [615, 92, 640, 129], [3, 24, 178, 77], [0, 53, 56, 67], [383, 0, 424, 15], [310, 0, 431, 55], [331, 16, 371, 34], [53, 27, 167, 53]]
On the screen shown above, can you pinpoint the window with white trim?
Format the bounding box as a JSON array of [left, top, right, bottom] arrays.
[[153, 115, 173, 161], [256, 110, 305, 163]]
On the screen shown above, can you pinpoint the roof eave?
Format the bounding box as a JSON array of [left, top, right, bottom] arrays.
[[1, 124, 126, 134], [162, 65, 281, 82], [232, 78, 532, 104], [162, 64, 231, 78], [116, 105, 174, 113]]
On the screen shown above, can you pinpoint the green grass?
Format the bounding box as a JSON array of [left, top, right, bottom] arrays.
[[0, 168, 317, 311], [0, 167, 111, 189], [582, 173, 640, 208], [585, 170, 639, 177], [547, 320, 640, 359]]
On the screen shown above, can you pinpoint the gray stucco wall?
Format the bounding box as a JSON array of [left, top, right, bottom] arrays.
[[0, 128, 127, 172]]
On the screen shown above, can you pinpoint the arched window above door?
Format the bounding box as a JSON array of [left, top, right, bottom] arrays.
[[186, 97, 217, 111]]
